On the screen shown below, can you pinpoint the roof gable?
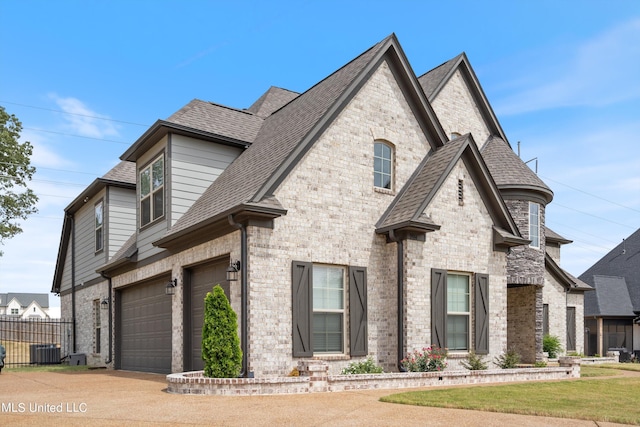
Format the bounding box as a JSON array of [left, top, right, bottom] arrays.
[[246, 86, 299, 118], [376, 134, 525, 249], [418, 53, 508, 143], [156, 34, 449, 248], [545, 253, 591, 292]]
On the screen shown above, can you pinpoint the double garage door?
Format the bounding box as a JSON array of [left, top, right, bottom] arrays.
[[117, 277, 172, 374], [115, 258, 229, 374]]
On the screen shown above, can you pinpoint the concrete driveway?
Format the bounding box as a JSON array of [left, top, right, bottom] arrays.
[[0, 369, 634, 426]]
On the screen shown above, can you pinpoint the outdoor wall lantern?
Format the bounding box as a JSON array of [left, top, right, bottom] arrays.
[[226, 260, 241, 282], [165, 278, 178, 296], [100, 297, 109, 310]]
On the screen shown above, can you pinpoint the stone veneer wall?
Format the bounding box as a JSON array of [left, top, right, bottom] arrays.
[[60, 281, 109, 367], [505, 200, 545, 286]]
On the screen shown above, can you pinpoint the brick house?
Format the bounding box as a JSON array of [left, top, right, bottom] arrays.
[[51, 34, 589, 375]]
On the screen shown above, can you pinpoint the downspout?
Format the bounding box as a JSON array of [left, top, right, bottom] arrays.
[[100, 272, 113, 364], [228, 214, 251, 377], [69, 213, 77, 354], [389, 229, 406, 371]]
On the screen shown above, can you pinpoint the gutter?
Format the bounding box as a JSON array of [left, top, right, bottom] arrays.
[[388, 229, 406, 371], [69, 214, 77, 353], [228, 214, 252, 378], [100, 272, 113, 365]]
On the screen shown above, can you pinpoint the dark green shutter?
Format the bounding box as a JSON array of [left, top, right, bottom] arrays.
[[474, 273, 489, 354], [292, 261, 313, 357], [431, 269, 447, 348], [349, 266, 368, 356], [566, 307, 576, 351]]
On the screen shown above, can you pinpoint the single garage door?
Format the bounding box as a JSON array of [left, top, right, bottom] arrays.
[[184, 259, 229, 371], [117, 277, 172, 374]]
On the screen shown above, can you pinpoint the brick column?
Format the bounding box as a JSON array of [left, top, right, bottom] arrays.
[[558, 356, 581, 378], [297, 360, 329, 393]]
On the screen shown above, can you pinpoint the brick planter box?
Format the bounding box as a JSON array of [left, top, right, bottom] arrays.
[[167, 357, 581, 396]]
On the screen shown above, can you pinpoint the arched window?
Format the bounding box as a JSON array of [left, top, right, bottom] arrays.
[[373, 141, 393, 190]]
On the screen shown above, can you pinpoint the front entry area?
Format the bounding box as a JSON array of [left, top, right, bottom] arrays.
[[183, 258, 230, 371], [116, 276, 172, 374]]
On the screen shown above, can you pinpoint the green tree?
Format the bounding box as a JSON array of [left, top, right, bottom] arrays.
[[0, 106, 38, 255], [201, 285, 242, 378]]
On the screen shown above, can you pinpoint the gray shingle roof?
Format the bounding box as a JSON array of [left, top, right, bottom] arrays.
[[584, 275, 635, 317], [246, 86, 299, 118], [0, 293, 49, 308], [580, 228, 640, 313], [417, 54, 464, 101], [480, 135, 553, 203], [161, 37, 391, 239], [167, 99, 264, 143], [545, 227, 572, 245], [102, 161, 136, 184]]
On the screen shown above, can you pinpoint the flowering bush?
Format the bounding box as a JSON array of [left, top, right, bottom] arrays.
[[401, 347, 448, 372]]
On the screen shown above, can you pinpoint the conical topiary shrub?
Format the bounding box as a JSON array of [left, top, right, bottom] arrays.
[[202, 284, 242, 378]]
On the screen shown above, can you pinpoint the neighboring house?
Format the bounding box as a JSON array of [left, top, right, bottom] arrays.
[[52, 34, 588, 375], [581, 228, 640, 357], [0, 293, 51, 319]]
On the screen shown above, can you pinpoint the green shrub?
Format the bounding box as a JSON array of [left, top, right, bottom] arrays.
[[460, 350, 488, 370], [543, 334, 563, 358], [534, 361, 548, 368], [494, 347, 521, 369], [202, 285, 242, 378], [401, 347, 448, 372], [341, 356, 384, 374]]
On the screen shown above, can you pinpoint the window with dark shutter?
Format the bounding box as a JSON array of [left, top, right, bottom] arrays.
[[349, 266, 368, 356], [292, 261, 313, 357], [431, 269, 447, 348], [474, 274, 489, 354]]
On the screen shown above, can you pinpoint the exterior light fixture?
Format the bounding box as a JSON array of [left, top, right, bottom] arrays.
[[226, 260, 241, 282], [100, 297, 109, 310], [165, 278, 178, 296]]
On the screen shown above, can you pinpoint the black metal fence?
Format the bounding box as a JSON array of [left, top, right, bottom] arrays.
[[0, 317, 74, 366]]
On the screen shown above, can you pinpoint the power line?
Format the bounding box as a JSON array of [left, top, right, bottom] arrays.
[[552, 203, 637, 229], [1, 100, 150, 127], [542, 174, 640, 214], [24, 127, 131, 145]]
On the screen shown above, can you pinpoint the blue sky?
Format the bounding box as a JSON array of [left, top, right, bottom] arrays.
[[1, 1, 639, 309]]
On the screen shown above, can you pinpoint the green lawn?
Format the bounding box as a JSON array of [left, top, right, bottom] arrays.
[[380, 365, 640, 425]]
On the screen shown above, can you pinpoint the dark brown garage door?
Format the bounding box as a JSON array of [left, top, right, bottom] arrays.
[[117, 277, 172, 374], [184, 259, 229, 371]]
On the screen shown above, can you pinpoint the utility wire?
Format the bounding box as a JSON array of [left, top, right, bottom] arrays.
[[1, 100, 149, 127], [551, 203, 637, 230], [24, 127, 131, 145]]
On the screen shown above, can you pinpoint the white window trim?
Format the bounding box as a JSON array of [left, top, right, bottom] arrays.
[[95, 200, 104, 253], [373, 141, 394, 191], [447, 272, 471, 352], [312, 264, 346, 355], [529, 202, 540, 249], [139, 154, 165, 227]]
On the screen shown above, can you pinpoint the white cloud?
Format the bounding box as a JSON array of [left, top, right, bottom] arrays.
[[494, 18, 640, 115], [49, 94, 120, 138]]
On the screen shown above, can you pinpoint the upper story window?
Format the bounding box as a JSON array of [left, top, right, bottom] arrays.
[[529, 202, 540, 248], [373, 141, 393, 190], [140, 154, 165, 227], [95, 200, 104, 252]]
